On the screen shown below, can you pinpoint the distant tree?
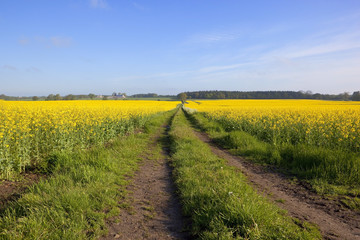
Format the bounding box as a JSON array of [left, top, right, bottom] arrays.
[[88, 93, 96, 100], [313, 93, 322, 99], [118, 92, 127, 97], [177, 92, 187, 103], [103, 96, 108, 100], [55, 94, 62, 100], [46, 94, 55, 101], [64, 94, 75, 100], [77, 95, 88, 99], [339, 92, 350, 101], [352, 91, 360, 101], [32, 96, 39, 101], [112, 92, 117, 97], [131, 93, 159, 98], [218, 92, 226, 99]]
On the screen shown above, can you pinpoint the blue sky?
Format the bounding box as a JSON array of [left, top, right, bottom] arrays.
[[1, 0, 360, 96]]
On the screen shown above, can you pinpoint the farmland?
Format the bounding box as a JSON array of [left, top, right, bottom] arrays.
[[186, 100, 360, 194], [0, 99, 359, 239], [186, 100, 360, 153], [0, 100, 177, 179]]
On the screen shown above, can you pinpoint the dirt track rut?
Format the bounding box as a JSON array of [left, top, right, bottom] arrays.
[[101, 126, 190, 240], [192, 129, 360, 240]]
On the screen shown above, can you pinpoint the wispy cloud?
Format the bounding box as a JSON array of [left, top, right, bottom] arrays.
[[18, 36, 73, 48], [185, 23, 291, 46], [118, 29, 360, 94], [50, 36, 73, 47], [187, 31, 241, 44], [264, 34, 360, 60], [113, 70, 192, 82], [27, 66, 41, 73], [323, 11, 360, 26], [261, 13, 360, 61], [198, 63, 252, 73], [132, 2, 145, 11], [90, 0, 107, 9], [18, 37, 30, 45], [2, 65, 17, 71], [112, 62, 254, 83], [1, 65, 43, 73], [130, 12, 360, 94]]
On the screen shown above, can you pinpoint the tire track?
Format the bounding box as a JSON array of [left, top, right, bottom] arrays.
[[190, 128, 360, 240], [101, 124, 191, 240]]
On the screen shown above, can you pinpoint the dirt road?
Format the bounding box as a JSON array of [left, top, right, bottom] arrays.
[[102, 125, 191, 240], [192, 129, 360, 240]]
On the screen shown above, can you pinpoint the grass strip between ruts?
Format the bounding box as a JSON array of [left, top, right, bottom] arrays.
[[168, 108, 321, 239]]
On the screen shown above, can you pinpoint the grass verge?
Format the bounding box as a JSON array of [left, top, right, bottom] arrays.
[[185, 110, 360, 206], [0, 110, 176, 240], [168, 109, 321, 239]]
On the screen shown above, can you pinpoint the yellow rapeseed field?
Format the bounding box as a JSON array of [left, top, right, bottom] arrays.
[[186, 100, 360, 152], [0, 100, 178, 178]]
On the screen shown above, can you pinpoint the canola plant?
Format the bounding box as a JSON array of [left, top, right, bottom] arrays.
[[0, 100, 178, 179], [186, 100, 360, 153]]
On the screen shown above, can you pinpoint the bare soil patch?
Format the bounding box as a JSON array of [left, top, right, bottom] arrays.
[[192, 129, 360, 240], [102, 126, 191, 240], [0, 173, 42, 211]]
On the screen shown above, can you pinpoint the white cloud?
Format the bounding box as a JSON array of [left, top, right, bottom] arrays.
[[187, 31, 241, 44], [132, 2, 145, 11], [1, 65, 43, 73], [18, 37, 30, 45], [50, 37, 73, 47], [27, 66, 41, 73], [94, 12, 360, 94], [273, 41, 360, 60], [185, 24, 290, 46], [2, 65, 17, 71], [17, 36, 73, 48], [262, 31, 360, 60], [90, 0, 107, 9], [198, 63, 252, 73]]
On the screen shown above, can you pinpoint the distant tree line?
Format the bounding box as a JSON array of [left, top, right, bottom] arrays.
[[129, 93, 175, 98], [0, 93, 98, 101], [0, 94, 33, 101], [2, 91, 360, 101], [181, 91, 360, 101], [130, 93, 159, 98], [45, 93, 97, 101]]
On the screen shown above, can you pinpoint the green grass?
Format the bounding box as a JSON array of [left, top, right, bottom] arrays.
[[168, 108, 321, 239], [339, 196, 360, 210], [185, 110, 360, 200], [0, 110, 176, 240]]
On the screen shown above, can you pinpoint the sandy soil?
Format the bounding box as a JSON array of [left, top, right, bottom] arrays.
[[192, 129, 360, 240]]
